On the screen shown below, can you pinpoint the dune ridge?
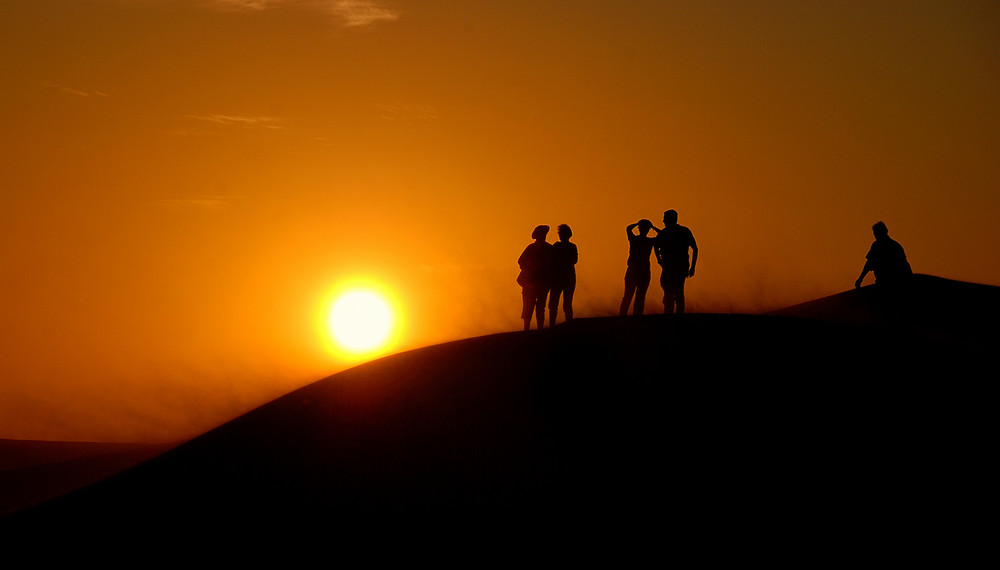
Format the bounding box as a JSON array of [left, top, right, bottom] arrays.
[[0, 440, 176, 517], [2, 276, 994, 559]]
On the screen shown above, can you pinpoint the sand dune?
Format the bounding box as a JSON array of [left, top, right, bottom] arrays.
[[2, 275, 994, 559], [0, 440, 176, 517], [771, 274, 1000, 344]]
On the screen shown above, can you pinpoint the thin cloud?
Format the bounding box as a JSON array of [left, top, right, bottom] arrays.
[[186, 114, 286, 130], [151, 196, 242, 212], [206, 0, 269, 10], [376, 103, 440, 127], [40, 81, 108, 98], [205, 0, 401, 28], [332, 0, 400, 28]]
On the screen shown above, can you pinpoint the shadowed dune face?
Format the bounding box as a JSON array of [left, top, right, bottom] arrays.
[[3, 277, 994, 557], [770, 274, 1000, 344], [0, 440, 176, 517]]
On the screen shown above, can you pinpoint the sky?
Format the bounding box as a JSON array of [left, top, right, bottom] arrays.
[[2, 0, 999, 442]]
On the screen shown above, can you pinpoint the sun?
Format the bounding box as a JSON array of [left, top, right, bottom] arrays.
[[324, 283, 401, 360]]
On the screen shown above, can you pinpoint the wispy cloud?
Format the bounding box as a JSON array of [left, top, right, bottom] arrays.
[[376, 103, 440, 126], [186, 114, 287, 130], [332, 0, 400, 28], [205, 0, 401, 28], [206, 0, 270, 10], [40, 81, 108, 98], [151, 196, 243, 212]]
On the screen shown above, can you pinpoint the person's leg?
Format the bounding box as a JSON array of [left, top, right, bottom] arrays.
[[563, 279, 575, 321], [548, 286, 562, 327], [660, 273, 671, 313], [620, 272, 636, 316], [535, 289, 548, 329], [521, 290, 534, 330], [634, 275, 649, 316], [675, 277, 686, 314], [662, 271, 682, 314]]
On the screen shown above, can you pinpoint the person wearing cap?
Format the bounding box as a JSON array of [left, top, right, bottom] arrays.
[[517, 225, 553, 330]]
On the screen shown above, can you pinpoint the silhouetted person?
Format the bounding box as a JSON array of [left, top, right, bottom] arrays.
[[654, 209, 697, 314], [620, 219, 658, 316], [517, 225, 553, 331], [548, 224, 578, 327], [856, 221, 912, 288]]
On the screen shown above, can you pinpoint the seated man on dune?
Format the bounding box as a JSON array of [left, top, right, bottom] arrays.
[[856, 221, 912, 288]]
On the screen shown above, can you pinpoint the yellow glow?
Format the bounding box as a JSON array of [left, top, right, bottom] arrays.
[[3, 0, 1000, 444], [323, 281, 402, 360]]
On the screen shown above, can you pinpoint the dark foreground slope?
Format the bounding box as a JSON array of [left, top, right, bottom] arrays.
[[0, 440, 176, 517], [4, 276, 995, 559]]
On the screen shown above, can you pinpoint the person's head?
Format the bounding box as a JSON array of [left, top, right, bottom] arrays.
[[531, 224, 550, 241], [663, 209, 678, 226], [638, 219, 653, 235], [872, 221, 889, 240], [557, 224, 572, 241]]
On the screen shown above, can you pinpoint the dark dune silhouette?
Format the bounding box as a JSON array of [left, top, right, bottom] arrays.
[[771, 274, 1000, 345], [3, 275, 994, 560], [0, 439, 176, 517]]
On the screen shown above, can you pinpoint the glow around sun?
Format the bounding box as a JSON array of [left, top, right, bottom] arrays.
[[323, 282, 402, 360]]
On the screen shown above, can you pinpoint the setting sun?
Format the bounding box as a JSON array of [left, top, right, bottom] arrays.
[[324, 284, 401, 360], [2, 0, 999, 447]]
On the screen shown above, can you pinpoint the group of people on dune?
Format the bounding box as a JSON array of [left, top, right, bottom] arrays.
[[516, 223, 579, 331], [517, 212, 910, 332], [618, 209, 698, 319], [516, 209, 698, 331]]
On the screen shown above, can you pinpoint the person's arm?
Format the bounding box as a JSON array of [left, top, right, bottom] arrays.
[[518, 246, 530, 269], [689, 242, 698, 277], [626, 222, 638, 237], [856, 244, 876, 288], [855, 261, 872, 288]]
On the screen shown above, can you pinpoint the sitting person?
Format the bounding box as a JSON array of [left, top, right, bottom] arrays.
[[856, 221, 912, 288]]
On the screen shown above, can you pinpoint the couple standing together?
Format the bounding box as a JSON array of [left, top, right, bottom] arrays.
[[620, 209, 698, 316], [517, 224, 578, 331]]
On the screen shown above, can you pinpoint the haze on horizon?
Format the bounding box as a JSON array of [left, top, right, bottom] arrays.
[[2, 0, 999, 442]]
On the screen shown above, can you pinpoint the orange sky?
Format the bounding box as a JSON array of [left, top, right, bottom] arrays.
[[2, 1, 999, 442]]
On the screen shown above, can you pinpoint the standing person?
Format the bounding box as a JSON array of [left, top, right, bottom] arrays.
[[619, 219, 658, 316], [855, 221, 912, 288], [548, 224, 578, 327], [517, 225, 553, 331], [654, 209, 698, 314]]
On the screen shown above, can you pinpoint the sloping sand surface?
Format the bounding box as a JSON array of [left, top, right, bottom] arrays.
[[0, 440, 176, 516], [3, 276, 993, 559], [771, 274, 1000, 344]]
